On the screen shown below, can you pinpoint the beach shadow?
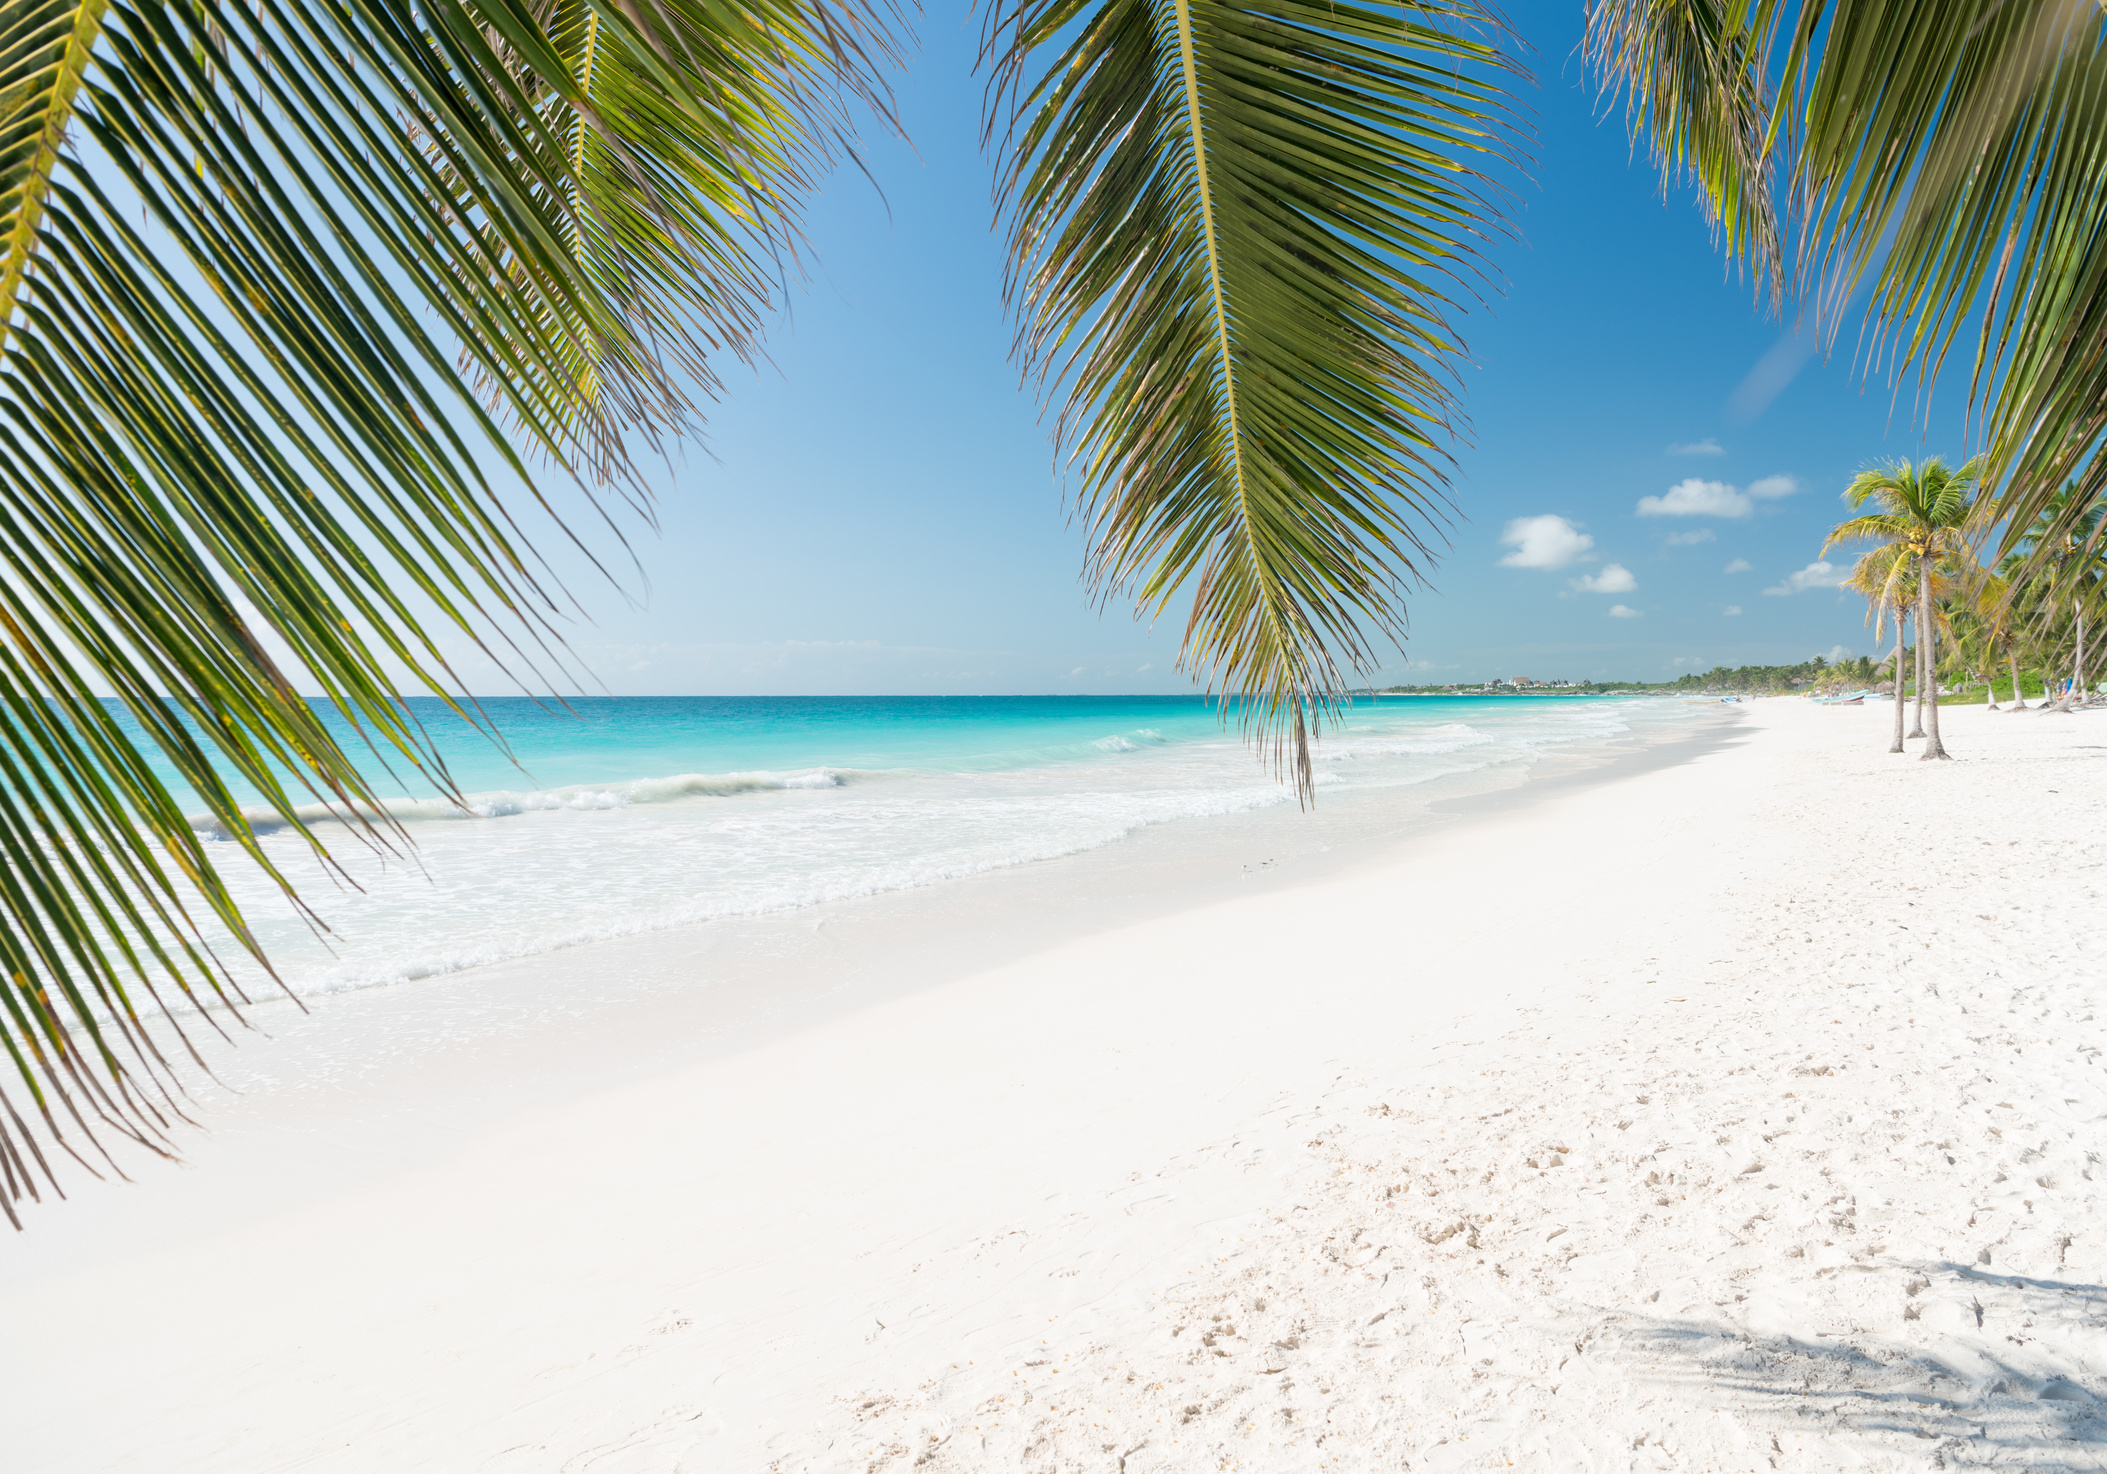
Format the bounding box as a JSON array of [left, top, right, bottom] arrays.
[[1593, 1268, 2107, 1469]]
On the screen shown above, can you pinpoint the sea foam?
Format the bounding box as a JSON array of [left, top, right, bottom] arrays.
[[189, 767, 855, 839], [159, 695, 1692, 1006]]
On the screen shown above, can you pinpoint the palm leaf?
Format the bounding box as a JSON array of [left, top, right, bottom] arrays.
[[985, 0, 1520, 797], [1589, 0, 2107, 563], [0, 0, 897, 1226], [1584, 0, 1783, 303]]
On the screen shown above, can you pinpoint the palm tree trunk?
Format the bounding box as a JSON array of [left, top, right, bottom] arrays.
[[2052, 601, 2084, 712], [1889, 611, 1907, 753], [1908, 614, 1927, 737], [2009, 652, 2027, 709], [2075, 609, 2088, 708], [1920, 556, 1950, 759]]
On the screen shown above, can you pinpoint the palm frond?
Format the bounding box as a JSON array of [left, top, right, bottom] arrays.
[[985, 0, 1522, 797], [1583, 0, 1784, 303], [0, 0, 898, 1226], [1589, 0, 2107, 564]]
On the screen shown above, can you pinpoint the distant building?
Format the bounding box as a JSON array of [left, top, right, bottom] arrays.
[[1511, 676, 1537, 688]]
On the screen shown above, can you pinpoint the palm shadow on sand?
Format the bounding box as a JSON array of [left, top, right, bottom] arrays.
[[1595, 1266, 2107, 1468]]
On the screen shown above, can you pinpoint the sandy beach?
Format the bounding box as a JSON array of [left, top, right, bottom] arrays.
[[7, 696, 2104, 1471]]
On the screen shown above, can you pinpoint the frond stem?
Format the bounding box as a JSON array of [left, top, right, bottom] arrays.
[[1169, 0, 1309, 786], [0, 0, 109, 353], [1168, 0, 1247, 512]]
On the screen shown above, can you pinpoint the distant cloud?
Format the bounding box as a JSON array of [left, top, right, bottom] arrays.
[[1723, 605, 1743, 616], [1136, 663, 1153, 673], [1668, 437, 1726, 456], [1571, 563, 1638, 594], [1638, 477, 1752, 518], [1764, 561, 1847, 596], [1068, 666, 1085, 677], [1638, 473, 1799, 519], [1818, 645, 1854, 663], [1723, 558, 1753, 574], [1607, 604, 1643, 618], [1498, 514, 1595, 570], [1664, 528, 1717, 546]]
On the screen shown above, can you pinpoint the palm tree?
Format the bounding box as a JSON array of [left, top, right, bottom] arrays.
[[1945, 603, 2004, 708], [1959, 569, 2026, 710], [0, 0, 900, 1224], [1840, 544, 1915, 753], [1826, 458, 1985, 760], [2009, 487, 2107, 711], [1587, 0, 2107, 567]]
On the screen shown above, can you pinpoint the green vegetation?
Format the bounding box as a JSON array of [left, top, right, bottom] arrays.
[[1665, 658, 1864, 694]]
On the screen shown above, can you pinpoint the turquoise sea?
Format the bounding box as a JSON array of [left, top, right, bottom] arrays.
[[155, 693, 1690, 999]]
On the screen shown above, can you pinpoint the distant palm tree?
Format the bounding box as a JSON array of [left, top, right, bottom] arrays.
[[1827, 458, 1987, 760], [2009, 487, 2107, 711], [1959, 570, 2026, 710]]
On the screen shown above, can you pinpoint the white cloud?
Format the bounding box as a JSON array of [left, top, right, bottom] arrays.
[[1723, 558, 1753, 574], [1607, 604, 1642, 619], [1664, 528, 1717, 545], [1637, 477, 1753, 518], [1723, 605, 1743, 616], [1068, 666, 1086, 677], [1638, 472, 1798, 519], [1818, 645, 1854, 663], [1571, 563, 1638, 594], [1498, 514, 1594, 570], [1764, 561, 1848, 596], [1136, 663, 1153, 673], [1667, 437, 1726, 456]]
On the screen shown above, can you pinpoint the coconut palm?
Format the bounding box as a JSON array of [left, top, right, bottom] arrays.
[[1826, 457, 1985, 759], [0, 0, 901, 1224], [1587, 0, 2107, 561]]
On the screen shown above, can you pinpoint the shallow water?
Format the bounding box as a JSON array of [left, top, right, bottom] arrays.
[[126, 694, 1693, 999]]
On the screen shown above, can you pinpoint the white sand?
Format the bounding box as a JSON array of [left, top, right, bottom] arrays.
[[7, 698, 2105, 1471]]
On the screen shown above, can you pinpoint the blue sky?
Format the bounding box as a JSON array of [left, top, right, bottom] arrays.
[[501, 0, 1972, 695]]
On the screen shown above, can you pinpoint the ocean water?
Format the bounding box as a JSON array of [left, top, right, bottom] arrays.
[[132, 694, 1691, 999]]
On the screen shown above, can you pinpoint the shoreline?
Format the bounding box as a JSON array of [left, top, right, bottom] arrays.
[[20, 699, 1719, 1281], [155, 694, 1692, 1012], [8, 699, 2101, 1470]]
